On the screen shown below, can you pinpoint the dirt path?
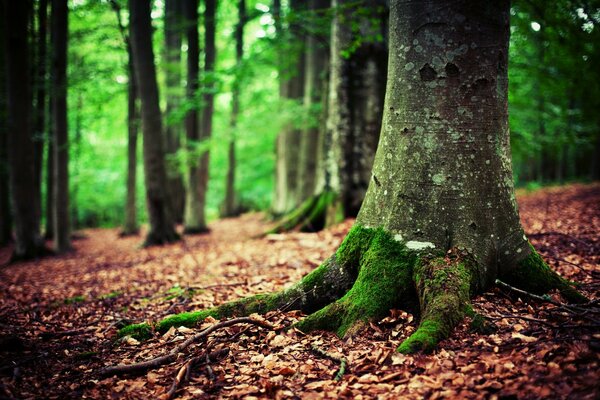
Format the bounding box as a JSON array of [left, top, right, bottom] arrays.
[[1, 184, 598, 399]]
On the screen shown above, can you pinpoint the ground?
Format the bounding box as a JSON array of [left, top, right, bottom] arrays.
[[0, 183, 598, 399]]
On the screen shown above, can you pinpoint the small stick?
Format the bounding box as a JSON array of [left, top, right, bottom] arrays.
[[310, 344, 347, 381], [99, 317, 273, 376], [164, 358, 194, 400]]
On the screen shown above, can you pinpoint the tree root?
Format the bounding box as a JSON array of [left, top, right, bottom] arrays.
[[101, 317, 273, 377], [310, 344, 347, 381], [117, 226, 588, 356], [266, 191, 340, 234]]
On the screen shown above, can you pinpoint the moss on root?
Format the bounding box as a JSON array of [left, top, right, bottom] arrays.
[[267, 191, 338, 234], [296, 226, 418, 337], [398, 255, 473, 354], [117, 323, 152, 341], [501, 243, 587, 304]]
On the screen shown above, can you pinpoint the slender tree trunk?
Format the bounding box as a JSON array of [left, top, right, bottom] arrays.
[[222, 0, 246, 218], [45, 94, 54, 239], [3, 0, 47, 259], [0, 3, 11, 245], [182, 0, 206, 233], [164, 0, 185, 223], [327, 0, 387, 218], [34, 0, 48, 231], [51, 0, 71, 253], [129, 0, 179, 246], [297, 0, 330, 203], [186, 0, 217, 232], [110, 0, 139, 236], [272, 0, 305, 216]]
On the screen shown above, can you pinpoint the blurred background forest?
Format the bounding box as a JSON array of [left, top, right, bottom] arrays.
[[1, 0, 599, 235]]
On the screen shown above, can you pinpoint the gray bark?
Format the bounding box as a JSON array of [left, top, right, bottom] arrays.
[[3, 0, 46, 258], [297, 0, 330, 202], [357, 0, 529, 289], [51, 0, 71, 253], [222, 0, 246, 218], [164, 0, 185, 223], [326, 0, 387, 217], [129, 0, 179, 245]]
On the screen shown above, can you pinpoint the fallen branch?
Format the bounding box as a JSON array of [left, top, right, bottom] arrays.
[[99, 317, 273, 377], [310, 344, 347, 381], [496, 279, 600, 324]]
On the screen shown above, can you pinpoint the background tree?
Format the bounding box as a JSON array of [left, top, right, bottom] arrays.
[[185, 0, 217, 233], [110, 0, 139, 236], [0, 1, 11, 246], [51, 0, 71, 253], [221, 0, 247, 218], [182, 0, 204, 233], [164, 0, 185, 223], [129, 0, 179, 245], [2, 0, 47, 259], [138, 0, 586, 355]]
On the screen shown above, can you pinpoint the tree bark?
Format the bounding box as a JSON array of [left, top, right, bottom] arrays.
[[326, 0, 387, 218], [33, 0, 48, 232], [221, 0, 246, 218], [182, 0, 206, 233], [110, 0, 139, 236], [51, 0, 71, 253], [272, 0, 305, 216], [3, 0, 47, 259], [129, 0, 179, 246], [45, 96, 54, 239], [185, 0, 216, 232], [0, 2, 11, 245], [164, 0, 185, 223]]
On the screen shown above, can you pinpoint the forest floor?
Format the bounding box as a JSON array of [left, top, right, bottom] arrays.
[[0, 183, 599, 399]]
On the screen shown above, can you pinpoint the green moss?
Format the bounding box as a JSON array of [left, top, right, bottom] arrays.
[[64, 295, 86, 304], [99, 291, 122, 300], [117, 322, 152, 341], [297, 226, 417, 337], [398, 255, 473, 354], [502, 243, 587, 304]]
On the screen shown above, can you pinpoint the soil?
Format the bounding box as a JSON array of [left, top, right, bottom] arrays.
[[1, 183, 598, 399]]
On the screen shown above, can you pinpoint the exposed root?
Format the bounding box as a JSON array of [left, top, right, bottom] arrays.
[[266, 191, 339, 234], [296, 227, 417, 337], [398, 253, 474, 354], [142, 230, 181, 247], [500, 243, 587, 304]]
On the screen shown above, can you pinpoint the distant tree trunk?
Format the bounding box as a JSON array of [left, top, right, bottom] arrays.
[[272, 0, 305, 216], [268, 0, 387, 234], [182, 0, 205, 233], [34, 0, 48, 231], [221, 0, 246, 218], [129, 0, 179, 245], [185, 0, 216, 232], [0, 3, 12, 245], [51, 0, 71, 253], [45, 95, 54, 239], [110, 0, 139, 236], [164, 0, 185, 223], [3, 0, 47, 259], [326, 0, 387, 218]]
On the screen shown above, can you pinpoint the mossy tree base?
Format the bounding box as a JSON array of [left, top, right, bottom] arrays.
[[120, 226, 586, 353], [266, 191, 341, 234]]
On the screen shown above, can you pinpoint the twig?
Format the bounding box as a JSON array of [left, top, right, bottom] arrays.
[[488, 314, 557, 327], [99, 317, 273, 376], [165, 358, 195, 400], [310, 344, 347, 381], [495, 279, 600, 324]]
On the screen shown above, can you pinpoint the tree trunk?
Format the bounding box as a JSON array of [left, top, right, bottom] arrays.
[[0, 3, 12, 245], [110, 0, 139, 236], [185, 0, 216, 232], [182, 0, 206, 233], [272, 0, 305, 216], [127, 0, 586, 354], [221, 0, 246, 218], [164, 0, 185, 223], [3, 0, 47, 259], [129, 0, 179, 246], [45, 97, 54, 239], [327, 0, 387, 218], [51, 0, 71, 253], [33, 0, 48, 231]]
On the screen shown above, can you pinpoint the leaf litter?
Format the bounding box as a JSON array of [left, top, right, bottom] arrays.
[[0, 183, 598, 399]]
